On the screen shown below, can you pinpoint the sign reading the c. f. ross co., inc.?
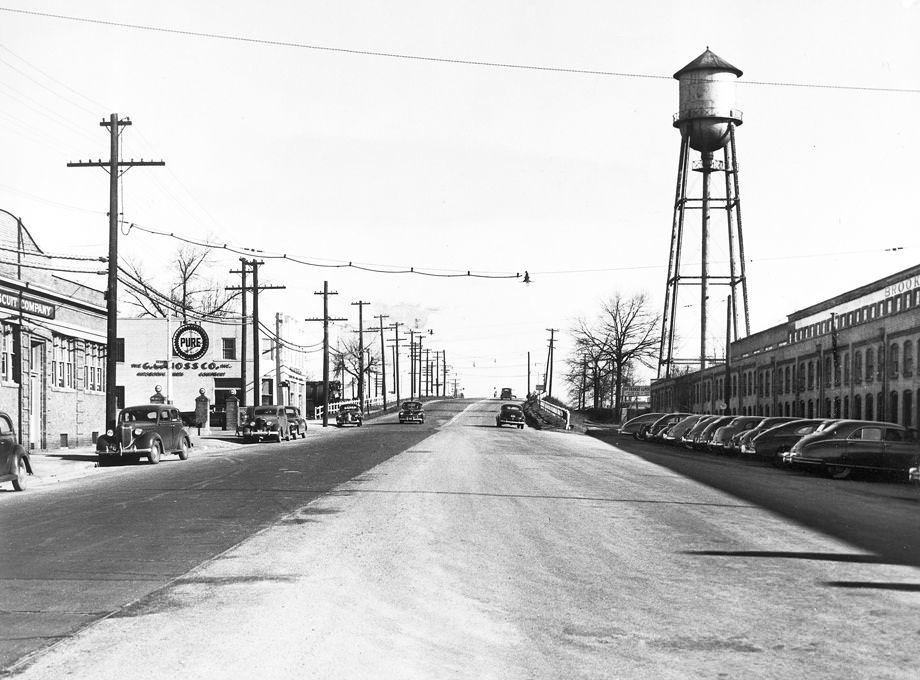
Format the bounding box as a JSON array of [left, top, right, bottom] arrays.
[[172, 323, 209, 361]]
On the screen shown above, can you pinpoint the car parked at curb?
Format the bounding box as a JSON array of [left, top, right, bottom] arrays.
[[619, 413, 665, 438], [240, 405, 291, 442], [398, 401, 425, 424], [732, 417, 798, 455], [784, 420, 920, 479], [742, 419, 829, 464], [96, 405, 192, 465], [662, 415, 705, 444], [643, 413, 692, 441], [496, 403, 525, 429], [709, 416, 764, 453], [284, 406, 308, 438], [336, 403, 363, 427], [0, 411, 30, 491]]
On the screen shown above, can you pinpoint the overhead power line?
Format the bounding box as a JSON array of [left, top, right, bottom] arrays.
[[1, 6, 917, 94], [122, 220, 522, 280]]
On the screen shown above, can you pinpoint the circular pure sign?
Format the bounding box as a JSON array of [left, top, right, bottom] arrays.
[[172, 323, 209, 361]]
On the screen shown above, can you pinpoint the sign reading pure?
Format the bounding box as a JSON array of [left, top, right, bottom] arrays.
[[0, 290, 55, 319], [172, 323, 209, 361]]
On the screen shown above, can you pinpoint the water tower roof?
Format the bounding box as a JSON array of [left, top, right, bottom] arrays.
[[673, 49, 742, 79]]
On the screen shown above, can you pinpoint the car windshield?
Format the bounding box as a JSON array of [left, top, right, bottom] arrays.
[[402, 402, 422, 410], [120, 408, 158, 423], [253, 407, 279, 416]]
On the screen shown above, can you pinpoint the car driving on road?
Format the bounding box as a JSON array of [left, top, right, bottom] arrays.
[[496, 403, 525, 429], [96, 405, 192, 465], [240, 405, 291, 442], [336, 403, 363, 427], [398, 401, 425, 424]]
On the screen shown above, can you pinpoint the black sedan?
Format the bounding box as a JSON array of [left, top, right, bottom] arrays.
[[0, 410, 30, 491], [96, 405, 192, 465], [496, 404, 525, 429], [336, 404, 363, 427]]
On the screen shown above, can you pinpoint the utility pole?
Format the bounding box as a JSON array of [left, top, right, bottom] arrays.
[[527, 351, 531, 395], [417, 329, 433, 398], [424, 349, 430, 397], [68, 114, 164, 428], [275, 312, 283, 404], [374, 314, 389, 410], [351, 301, 371, 412], [546, 328, 559, 397], [306, 282, 346, 426], [227, 259, 284, 406], [408, 330, 416, 398], [390, 321, 403, 405], [442, 350, 447, 398], [433, 349, 439, 397], [228, 260, 249, 407]]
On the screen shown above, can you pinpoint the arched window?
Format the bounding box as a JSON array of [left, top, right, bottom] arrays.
[[807, 361, 815, 390], [854, 350, 862, 383], [785, 366, 791, 394], [807, 399, 814, 418], [903, 390, 913, 427], [890, 343, 900, 379], [904, 340, 914, 377], [890, 391, 899, 424], [824, 356, 832, 387], [865, 393, 873, 420], [843, 353, 850, 385], [877, 391, 885, 420], [825, 398, 832, 418], [865, 348, 874, 382], [843, 396, 849, 419], [877, 346, 885, 382], [853, 394, 861, 420], [833, 397, 841, 419]]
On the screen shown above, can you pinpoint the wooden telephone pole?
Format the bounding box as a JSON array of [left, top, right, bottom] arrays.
[[68, 114, 164, 428], [306, 282, 347, 426]]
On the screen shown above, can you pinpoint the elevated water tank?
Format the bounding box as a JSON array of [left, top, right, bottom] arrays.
[[673, 49, 743, 153]]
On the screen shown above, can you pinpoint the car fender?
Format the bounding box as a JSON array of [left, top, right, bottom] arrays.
[[14, 446, 31, 475]]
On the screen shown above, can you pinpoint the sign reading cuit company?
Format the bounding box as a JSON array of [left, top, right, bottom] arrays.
[[172, 323, 209, 361], [0, 289, 55, 319]]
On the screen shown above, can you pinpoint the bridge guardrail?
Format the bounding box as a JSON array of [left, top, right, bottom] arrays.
[[532, 392, 571, 429]]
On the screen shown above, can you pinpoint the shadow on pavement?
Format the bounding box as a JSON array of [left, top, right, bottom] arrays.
[[822, 581, 920, 591], [683, 550, 895, 565]]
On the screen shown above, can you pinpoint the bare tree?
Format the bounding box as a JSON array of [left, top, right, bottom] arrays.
[[122, 246, 238, 319], [332, 335, 380, 398], [600, 293, 660, 412]]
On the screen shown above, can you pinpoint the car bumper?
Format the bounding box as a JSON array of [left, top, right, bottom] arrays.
[[399, 415, 424, 423], [783, 452, 823, 466], [97, 444, 152, 456], [498, 419, 524, 426], [909, 467, 919, 484], [241, 429, 278, 438]]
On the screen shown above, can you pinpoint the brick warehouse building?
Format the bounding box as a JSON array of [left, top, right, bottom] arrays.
[[0, 211, 106, 450], [651, 264, 920, 428]]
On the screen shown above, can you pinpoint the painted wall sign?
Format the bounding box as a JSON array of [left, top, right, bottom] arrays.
[[172, 323, 209, 361], [129, 360, 232, 378], [0, 290, 56, 319]]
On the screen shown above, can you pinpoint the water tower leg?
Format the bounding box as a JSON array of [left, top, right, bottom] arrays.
[[729, 124, 751, 336], [701, 151, 713, 371], [723, 144, 741, 342]]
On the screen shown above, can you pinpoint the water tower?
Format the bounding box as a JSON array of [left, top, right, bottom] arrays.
[[658, 48, 751, 379]]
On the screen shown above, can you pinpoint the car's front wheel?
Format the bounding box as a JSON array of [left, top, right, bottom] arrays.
[[178, 438, 190, 460], [148, 440, 162, 465], [12, 457, 28, 491], [826, 464, 852, 479]]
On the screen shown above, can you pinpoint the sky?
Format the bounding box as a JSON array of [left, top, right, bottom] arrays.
[[0, 1, 918, 399]]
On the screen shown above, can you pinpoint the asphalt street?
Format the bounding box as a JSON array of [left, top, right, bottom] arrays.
[[3, 400, 919, 679]]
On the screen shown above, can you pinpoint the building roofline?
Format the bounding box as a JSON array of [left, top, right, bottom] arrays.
[[788, 262, 920, 322]]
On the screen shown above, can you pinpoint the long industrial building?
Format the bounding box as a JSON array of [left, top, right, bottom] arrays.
[[651, 264, 920, 428]]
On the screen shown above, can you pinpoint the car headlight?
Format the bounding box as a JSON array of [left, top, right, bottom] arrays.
[[106, 429, 114, 437], [133, 428, 143, 436], [249, 421, 256, 426]]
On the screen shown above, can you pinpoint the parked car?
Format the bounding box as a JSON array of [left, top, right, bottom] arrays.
[[731, 417, 798, 455], [694, 416, 736, 451], [398, 401, 425, 424], [240, 405, 291, 442], [784, 420, 920, 479], [909, 466, 920, 485], [619, 413, 665, 439], [0, 411, 30, 491], [496, 404, 525, 429], [284, 406, 308, 438], [680, 415, 719, 448], [642, 413, 692, 441], [662, 415, 705, 444], [96, 405, 192, 465], [336, 403, 363, 427], [742, 419, 830, 464], [709, 416, 764, 453], [500, 388, 514, 400]]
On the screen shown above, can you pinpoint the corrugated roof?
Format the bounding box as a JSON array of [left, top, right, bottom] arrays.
[[673, 49, 743, 79]]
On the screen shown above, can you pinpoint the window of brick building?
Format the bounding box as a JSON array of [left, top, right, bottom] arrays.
[[51, 334, 76, 389], [84, 342, 105, 392], [807, 361, 815, 390], [0, 323, 13, 382], [877, 346, 885, 382], [843, 352, 850, 385], [222, 337, 236, 360], [865, 348, 874, 383], [890, 343, 900, 379], [904, 340, 914, 377]]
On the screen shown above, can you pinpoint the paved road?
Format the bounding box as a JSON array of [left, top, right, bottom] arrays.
[[4, 400, 920, 678]]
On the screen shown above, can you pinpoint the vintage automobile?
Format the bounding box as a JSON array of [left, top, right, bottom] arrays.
[[641, 413, 691, 441], [692, 415, 736, 451], [742, 419, 829, 463], [708, 416, 764, 453], [96, 405, 192, 465], [398, 401, 425, 424], [500, 388, 514, 400], [0, 411, 30, 491], [618, 412, 665, 438], [336, 403, 363, 427], [910, 466, 920, 485], [284, 406, 308, 438], [240, 405, 291, 442], [784, 420, 920, 479], [662, 414, 705, 444], [731, 416, 798, 455], [496, 403, 525, 429]]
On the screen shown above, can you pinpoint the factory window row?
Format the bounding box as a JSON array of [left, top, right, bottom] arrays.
[[788, 290, 920, 346], [51, 334, 106, 392]]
